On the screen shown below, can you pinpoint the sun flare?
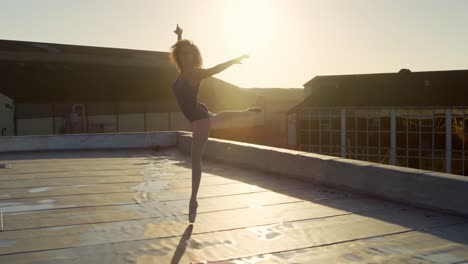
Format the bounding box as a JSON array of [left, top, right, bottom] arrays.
[[222, 0, 277, 55]]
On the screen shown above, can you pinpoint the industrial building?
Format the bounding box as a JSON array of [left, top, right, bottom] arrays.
[[288, 69, 468, 176], [0, 93, 14, 136], [0, 39, 263, 136]]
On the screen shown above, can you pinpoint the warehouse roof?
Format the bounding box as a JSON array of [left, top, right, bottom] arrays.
[[289, 69, 468, 113]]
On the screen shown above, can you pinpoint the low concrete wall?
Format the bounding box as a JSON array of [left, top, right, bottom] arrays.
[[177, 132, 468, 216], [0, 131, 177, 152]]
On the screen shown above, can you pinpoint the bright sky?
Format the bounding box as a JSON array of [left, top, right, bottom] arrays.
[[1, 0, 468, 88]]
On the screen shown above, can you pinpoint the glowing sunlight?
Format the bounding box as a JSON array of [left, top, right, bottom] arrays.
[[221, 0, 277, 55]]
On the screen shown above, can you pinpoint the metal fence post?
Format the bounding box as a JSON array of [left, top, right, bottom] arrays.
[[390, 109, 396, 165], [341, 108, 346, 158], [446, 108, 452, 173]]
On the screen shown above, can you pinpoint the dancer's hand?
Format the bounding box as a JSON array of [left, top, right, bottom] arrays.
[[174, 24, 183, 40], [232, 54, 249, 64], [174, 24, 183, 35]]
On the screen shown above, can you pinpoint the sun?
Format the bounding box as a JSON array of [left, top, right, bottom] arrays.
[[221, 0, 277, 55]]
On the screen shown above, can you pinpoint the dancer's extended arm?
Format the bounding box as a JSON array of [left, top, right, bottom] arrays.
[[196, 54, 249, 80]]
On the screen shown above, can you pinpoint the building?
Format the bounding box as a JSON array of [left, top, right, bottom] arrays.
[[0, 93, 14, 136], [0, 39, 264, 136], [287, 69, 468, 176]]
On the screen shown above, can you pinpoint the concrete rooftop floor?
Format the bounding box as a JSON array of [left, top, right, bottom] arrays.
[[0, 148, 468, 263]]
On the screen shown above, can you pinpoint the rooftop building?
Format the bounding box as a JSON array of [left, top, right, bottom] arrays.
[[288, 69, 468, 176]]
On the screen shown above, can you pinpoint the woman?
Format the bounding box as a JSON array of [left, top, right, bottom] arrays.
[[169, 39, 262, 223]]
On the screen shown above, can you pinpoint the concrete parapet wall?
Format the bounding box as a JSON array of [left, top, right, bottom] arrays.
[[177, 131, 468, 216], [0, 131, 177, 152]]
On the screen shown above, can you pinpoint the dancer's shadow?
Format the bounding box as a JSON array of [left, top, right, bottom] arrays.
[[171, 224, 194, 264]]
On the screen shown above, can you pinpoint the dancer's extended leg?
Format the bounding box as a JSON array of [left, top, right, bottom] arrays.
[[209, 107, 261, 129]]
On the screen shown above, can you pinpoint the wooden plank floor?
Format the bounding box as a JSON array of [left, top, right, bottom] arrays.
[[0, 149, 467, 263]]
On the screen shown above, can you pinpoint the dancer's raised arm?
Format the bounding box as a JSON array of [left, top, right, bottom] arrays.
[[174, 24, 183, 41], [195, 54, 249, 80]]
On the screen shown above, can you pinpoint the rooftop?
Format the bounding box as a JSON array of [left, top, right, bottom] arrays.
[[291, 69, 468, 110], [1, 136, 468, 263]]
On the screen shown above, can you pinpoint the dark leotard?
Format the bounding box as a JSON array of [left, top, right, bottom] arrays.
[[172, 75, 210, 122]]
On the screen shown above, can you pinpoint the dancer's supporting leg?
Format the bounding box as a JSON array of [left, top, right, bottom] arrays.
[[189, 117, 211, 222]]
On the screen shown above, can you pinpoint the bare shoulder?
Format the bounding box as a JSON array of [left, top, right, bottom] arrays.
[[190, 67, 215, 81], [192, 68, 208, 80], [181, 70, 202, 86]]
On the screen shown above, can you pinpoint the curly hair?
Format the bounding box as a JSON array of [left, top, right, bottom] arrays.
[[169, 39, 203, 72]]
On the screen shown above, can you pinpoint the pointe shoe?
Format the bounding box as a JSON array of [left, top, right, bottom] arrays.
[[189, 199, 198, 223], [245, 106, 262, 112]]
